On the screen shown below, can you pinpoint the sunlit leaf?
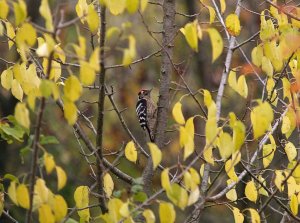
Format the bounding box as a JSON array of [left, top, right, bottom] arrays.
[[39, 0, 53, 31], [56, 166, 67, 190], [39, 204, 55, 223], [251, 101, 273, 139], [106, 0, 126, 15], [261, 56, 273, 77], [125, 140, 137, 163], [11, 79, 23, 101], [245, 180, 257, 203], [220, 0, 226, 13], [207, 28, 223, 63], [290, 194, 298, 215], [126, 0, 139, 13], [64, 101, 78, 125], [143, 209, 155, 223], [52, 195, 68, 221], [74, 186, 90, 221], [87, 4, 99, 33], [140, 0, 148, 12], [8, 181, 18, 205], [225, 13, 241, 36], [64, 75, 82, 102], [148, 142, 162, 170], [226, 179, 237, 201], [275, 170, 284, 192], [14, 102, 30, 129], [207, 6, 216, 24], [16, 184, 29, 209], [159, 202, 176, 223], [245, 208, 260, 223], [161, 168, 171, 191], [0, 0, 9, 19], [13, 0, 27, 26], [1, 69, 13, 90], [232, 207, 244, 223], [172, 102, 185, 125], [122, 35, 136, 66], [44, 152, 56, 174], [285, 142, 297, 162], [104, 173, 114, 197], [180, 21, 198, 52], [5, 21, 16, 49]]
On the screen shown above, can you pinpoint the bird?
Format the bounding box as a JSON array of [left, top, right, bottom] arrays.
[[136, 89, 157, 142]]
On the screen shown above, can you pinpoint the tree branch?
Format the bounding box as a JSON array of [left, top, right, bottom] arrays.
[[95, 4, 108, 213], [142, 0, 176, 196]]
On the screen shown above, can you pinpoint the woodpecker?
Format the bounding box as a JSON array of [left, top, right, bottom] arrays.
[[136, 89, 157, 142]]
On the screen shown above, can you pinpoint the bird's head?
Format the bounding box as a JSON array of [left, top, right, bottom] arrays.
[[138, 88, 152, 99]]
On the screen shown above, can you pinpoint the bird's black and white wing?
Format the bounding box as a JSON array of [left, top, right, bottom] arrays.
[[136, 98, 148, 130]]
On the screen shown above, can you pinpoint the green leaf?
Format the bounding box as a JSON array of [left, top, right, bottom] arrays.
[[40, 135, 59, 145]]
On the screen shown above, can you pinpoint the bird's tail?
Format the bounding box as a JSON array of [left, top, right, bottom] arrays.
[[145, 125, 154, 142]]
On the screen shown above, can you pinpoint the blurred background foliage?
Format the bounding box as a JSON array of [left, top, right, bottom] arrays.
[[0, 0, 283, 222]]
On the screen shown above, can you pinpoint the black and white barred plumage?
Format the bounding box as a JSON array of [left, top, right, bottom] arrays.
[[136, 89, 156, 142]]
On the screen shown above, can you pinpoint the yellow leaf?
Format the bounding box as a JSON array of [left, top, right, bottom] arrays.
[[262, 56, 273, 77], [229, 114, 246, 152], [159, 202, 176, 223], [245, 180, 258, 203], [8, 181, 18, 205], [103, 173, 114, 197], [275, 170, 284, 192], [14, 102, 30, 129], [207, 28, 223, 63], [232, 207, 244, 223], [52, 195, 67, 221], [125, 140, 137, 163], [38, 204, 55, 223], [220, 0, 226, 13], [39, 0, 53, 31], [75, 0, 88, 23], [16, 184, 30, 209], [245, 208, 261, 223], [187, 187, 200, 206], [282, 108, 296, 138], [225, 159, 238, 182], [161, 168, 171, 191], [87, 4, 99, 33], [56, 166, 67, 190], [0, 0, 9, 19], [148, 142, 162, 170], [167, 185, 187, 210], [237, 75, 248, 98], [74, 186, 90, 221], [1, 69, 13, 90], [203, 145, 214, 165], [251, 45, 264, 67], [225, 13, 241, 36], [44, 153, 56, 174], [226, 179, 237, 201], [73, 35, 86, 59], [218, 131, 233, 159], [106, 0, 126, 15], [207, 6, 216, 24], [180, 21, 198, 52], [122, 35, 136, 66], [281, 77, 291, 101], [80, 61, 96, 85], [89, 47, 100, 72], [126, 0, 139, 13], [140, 0, 148, 12], [285, 142, 297, 162], [106, 198, 123, 222], [143, 209, 155, 223], [258, 175, 268, 196], [11, 79, 23, 101], [290, 194, 298, 215], [172, 102, 185, 124], [64, 75, 82, 102], [33, 178, 49, 209], [13, 0, 27, 26], [64, 101, 78, 125], [262, 144, 275, 168], [251, 101, 273, 139], [5, 21, 16, 49], [228, 70, 237, 91]]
